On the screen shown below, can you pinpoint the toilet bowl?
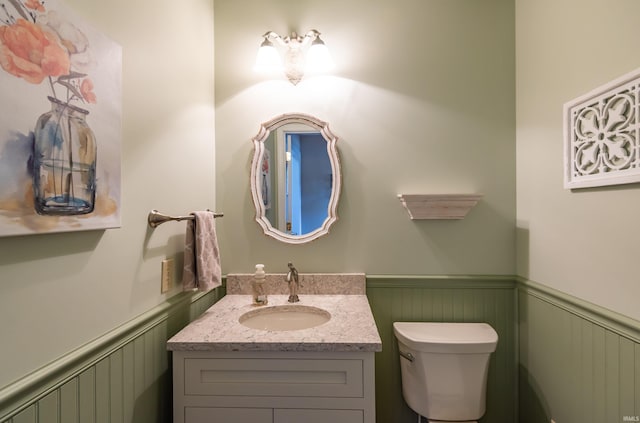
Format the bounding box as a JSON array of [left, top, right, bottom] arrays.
[[393, 322, 498, 423]]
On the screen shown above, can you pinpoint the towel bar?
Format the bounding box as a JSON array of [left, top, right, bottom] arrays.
[[147, 209, 223, 228]]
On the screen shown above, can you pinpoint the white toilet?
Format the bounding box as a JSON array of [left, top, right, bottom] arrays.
[[393, 322, 498, 423]]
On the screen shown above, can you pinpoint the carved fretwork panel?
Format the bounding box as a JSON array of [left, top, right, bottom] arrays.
[[564, 69, 640, 189]]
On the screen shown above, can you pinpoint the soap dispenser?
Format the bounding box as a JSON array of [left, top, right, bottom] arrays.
[[252, 264, 268, 305]]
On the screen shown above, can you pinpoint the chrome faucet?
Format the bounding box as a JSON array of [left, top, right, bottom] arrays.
[[286, 262, 300, 303]]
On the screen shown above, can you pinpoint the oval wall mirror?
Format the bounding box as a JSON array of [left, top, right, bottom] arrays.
[[250, 113, 341, 244]]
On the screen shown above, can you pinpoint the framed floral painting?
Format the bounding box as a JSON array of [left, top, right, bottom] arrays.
[[0, 0, 121, 236]]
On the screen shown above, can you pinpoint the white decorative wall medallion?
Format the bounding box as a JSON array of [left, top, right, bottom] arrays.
[[564, 68, 640, 189]]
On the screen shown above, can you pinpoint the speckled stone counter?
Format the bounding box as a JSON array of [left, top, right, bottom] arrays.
[[167, 294, 382, 352]]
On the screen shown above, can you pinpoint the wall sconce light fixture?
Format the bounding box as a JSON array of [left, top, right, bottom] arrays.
[[254, 29, 334, 85]]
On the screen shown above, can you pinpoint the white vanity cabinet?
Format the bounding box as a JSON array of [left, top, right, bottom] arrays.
[[172, 350, 376, 423], [168, 293, 382, 423]]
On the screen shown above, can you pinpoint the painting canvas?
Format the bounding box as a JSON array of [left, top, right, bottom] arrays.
[[0, 0, 122, 236]]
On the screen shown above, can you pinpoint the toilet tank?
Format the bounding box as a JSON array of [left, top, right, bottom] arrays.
[[393, 322, 498, 421]]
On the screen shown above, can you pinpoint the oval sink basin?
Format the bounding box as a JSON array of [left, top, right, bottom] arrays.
[[239, 305, 331, 331]]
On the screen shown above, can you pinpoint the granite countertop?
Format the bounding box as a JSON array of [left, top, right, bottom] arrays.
[[167, 294, 382, 353]]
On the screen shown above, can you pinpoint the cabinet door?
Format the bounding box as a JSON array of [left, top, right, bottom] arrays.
[[274, 409, 363, 423], [185, 407, 273, 423]]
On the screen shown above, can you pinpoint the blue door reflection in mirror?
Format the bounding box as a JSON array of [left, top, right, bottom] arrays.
[[250, 114, 341, 244], [285, 132, 331, 236]]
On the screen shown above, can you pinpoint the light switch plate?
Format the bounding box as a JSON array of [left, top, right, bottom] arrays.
[[161, 258, 174, 293]]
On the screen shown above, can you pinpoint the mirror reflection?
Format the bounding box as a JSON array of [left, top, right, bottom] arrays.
[[250, 114, 341, 244]]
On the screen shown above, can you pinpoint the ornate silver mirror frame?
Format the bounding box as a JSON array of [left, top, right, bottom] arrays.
[[250, 113, 341, 244]]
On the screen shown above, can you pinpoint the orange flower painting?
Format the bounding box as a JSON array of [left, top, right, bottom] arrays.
[[0, 2, 94, 103], [24, 0, 44, 12], [0, 0, 122, 236], [0, 19, 70, 84], [80, 77, 96, 103]]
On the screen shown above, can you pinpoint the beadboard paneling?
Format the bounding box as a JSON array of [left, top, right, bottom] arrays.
[[518, 279, 640, 423], [9, 276, 637, 423], [366, 276, 517, 423], [0, 288, 224, 423]]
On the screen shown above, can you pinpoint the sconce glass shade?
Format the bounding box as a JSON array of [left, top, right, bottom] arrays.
[[305, 37, 334, 73], [255, 30, 333, 84], [254, 39, 282, 72]]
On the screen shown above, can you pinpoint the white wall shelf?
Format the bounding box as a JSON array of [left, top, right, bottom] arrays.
[[397, 194, 483, 220]]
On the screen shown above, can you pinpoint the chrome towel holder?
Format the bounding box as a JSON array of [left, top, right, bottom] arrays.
[[147, 209, 224, 228]]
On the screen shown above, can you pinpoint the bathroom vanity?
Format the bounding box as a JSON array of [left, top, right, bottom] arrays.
[[167, 274, 381, 423]]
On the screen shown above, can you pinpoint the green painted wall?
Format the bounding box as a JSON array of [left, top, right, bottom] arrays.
[[516, 0, 640, 418], [515, 0, 640, 421], [4, 0, 640, 422], [515, 0, 640, 321], [214, 0, 516, 276]]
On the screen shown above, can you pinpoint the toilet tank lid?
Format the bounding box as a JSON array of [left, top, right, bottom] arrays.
[[393, 322, 498, 353]]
